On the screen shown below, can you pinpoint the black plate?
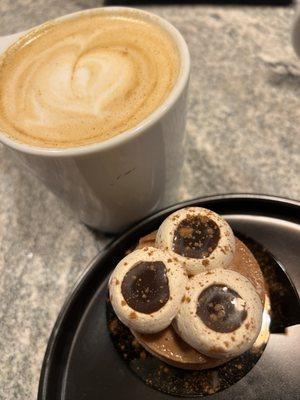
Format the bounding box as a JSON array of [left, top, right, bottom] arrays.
[[38, 194, 300, 400]]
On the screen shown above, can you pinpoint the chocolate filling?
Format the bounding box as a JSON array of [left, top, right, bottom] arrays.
[[121, 261, 170, 314], [197, 284, 247, 333], [173, 216, 220, 259]]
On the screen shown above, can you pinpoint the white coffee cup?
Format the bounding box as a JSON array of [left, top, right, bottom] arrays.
[[0, 7, 190, 233]]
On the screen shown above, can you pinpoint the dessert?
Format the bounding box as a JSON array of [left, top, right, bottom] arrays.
[[108, 207, 265, 371]]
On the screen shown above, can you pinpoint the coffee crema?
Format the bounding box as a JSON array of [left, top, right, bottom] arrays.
[[0, 10, 180, 148]]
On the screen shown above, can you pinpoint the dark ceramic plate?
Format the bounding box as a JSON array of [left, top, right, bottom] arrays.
[[38, 194, 300, 400]]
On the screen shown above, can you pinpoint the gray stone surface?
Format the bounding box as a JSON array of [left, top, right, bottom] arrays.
[[0, 2, 300, 399]]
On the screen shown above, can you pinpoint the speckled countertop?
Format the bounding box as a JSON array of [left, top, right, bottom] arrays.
[[0, 1, 300, 399]]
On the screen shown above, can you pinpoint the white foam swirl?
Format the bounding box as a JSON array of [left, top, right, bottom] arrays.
[[0, 11, 180, 147]]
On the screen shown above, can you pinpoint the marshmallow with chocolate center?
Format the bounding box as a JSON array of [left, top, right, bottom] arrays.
[[109, 247, 187, 334], [156, 207, 235, 275], [174, 269, 263, 358]]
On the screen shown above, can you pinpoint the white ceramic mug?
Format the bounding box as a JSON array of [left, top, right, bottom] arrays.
[[0, 7, 190, 233]]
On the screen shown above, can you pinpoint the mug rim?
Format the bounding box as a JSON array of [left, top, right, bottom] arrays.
[[0, 6, 190, 158]]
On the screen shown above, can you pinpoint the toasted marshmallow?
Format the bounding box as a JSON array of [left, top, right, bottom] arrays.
[[174, 269, 263, 359], [156, 207, 235, 276], [109, 247, 187, 334]]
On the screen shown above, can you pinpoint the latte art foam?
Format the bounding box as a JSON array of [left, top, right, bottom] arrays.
[[0, 10, 180, 148]]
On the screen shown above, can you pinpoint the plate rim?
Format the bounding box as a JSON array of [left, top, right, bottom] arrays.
[[37, 193, 300, 400]]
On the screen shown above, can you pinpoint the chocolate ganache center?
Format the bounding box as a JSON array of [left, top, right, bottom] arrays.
[[197, 284, 247, 333], [173, 216, 220, 259], [121, 261, 170, 314]]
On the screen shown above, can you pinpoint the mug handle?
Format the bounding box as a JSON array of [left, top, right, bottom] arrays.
[[0, 31, 26, 54], [292, 2, 300, 58]]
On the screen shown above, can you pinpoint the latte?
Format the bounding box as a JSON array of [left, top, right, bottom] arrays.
[[0, 9, 180, 148]]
